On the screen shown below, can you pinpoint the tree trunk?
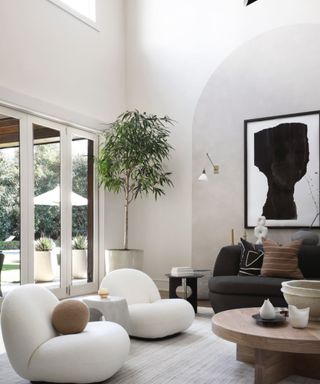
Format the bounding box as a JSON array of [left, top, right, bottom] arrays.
[[124, 176, 129, 249]]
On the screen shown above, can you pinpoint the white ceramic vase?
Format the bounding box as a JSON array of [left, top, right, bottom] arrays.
[[289, 304, 310, 328], [259, 298, 276, 319]]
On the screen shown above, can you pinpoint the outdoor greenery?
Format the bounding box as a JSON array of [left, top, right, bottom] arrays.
[[96, 110, 174, 249], [2, 264, 19, 272], [34, 237, 55, 252], [0, 141, 89, 243], [0, 241, 20, 250], [34, 143, 89, 240], [0, 149, 20, 241], [34, 144, 60, 240], [72, 235, 87, 250]]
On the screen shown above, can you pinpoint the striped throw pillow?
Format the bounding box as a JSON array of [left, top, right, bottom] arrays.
[[261, 239, 303, 278]]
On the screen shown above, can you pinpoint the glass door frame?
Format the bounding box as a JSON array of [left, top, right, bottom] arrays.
[[69, 127, 99, 297], [0, 105, 100, 299], [0, 105, 29, 287], [30, 116, 67, 298], [29, 117, 99, 298]]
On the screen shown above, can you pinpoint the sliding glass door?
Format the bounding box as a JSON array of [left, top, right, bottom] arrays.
[[33, 120, 63, 295], [0, 107, 99, 298], [70, 129, 98, 296], [0, 110, 22, 293]]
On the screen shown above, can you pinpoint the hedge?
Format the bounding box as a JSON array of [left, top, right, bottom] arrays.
[[0, 241, 20, 250]]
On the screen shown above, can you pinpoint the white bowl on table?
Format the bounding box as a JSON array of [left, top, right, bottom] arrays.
[[281, 280, 320, 321]]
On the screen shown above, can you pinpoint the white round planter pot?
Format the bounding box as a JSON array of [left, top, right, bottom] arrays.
[[34, 251, 54, 282], [72, 250, 87, 279], [105, 249, 144, 274]]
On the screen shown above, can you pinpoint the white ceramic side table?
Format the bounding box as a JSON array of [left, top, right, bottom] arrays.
[[83, 295, 129, 332]]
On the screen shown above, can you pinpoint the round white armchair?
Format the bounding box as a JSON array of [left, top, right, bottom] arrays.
[[1, 284, 130, 383], [100, 268, 195, 339]]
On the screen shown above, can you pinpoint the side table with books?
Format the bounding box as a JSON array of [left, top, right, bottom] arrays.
[[166, 267, 203, 313]]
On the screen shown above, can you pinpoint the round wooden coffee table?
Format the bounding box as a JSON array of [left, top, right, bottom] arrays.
[[212, 307, 320, 384]]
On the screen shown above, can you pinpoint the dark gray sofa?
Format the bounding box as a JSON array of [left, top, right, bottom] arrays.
[[209, 244, 320, 313]]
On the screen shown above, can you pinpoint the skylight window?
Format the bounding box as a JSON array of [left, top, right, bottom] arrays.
[[48, 0, 97, 28]]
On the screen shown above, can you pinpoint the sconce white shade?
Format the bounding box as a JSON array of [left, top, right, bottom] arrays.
[[198, 169, 208, 181]]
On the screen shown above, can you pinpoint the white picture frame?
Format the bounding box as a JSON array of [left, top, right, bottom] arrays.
[[245, 111, 320, 228]]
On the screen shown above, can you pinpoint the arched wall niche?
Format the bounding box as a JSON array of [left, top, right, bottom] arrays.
[[192, 24, 320, 268]]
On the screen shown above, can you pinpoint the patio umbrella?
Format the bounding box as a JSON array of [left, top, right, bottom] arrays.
[[34, 186, 87, 206]]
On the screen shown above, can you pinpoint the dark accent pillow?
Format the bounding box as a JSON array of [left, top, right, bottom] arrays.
[[261, 239, 303, 279], [238, 238, 264, 276]]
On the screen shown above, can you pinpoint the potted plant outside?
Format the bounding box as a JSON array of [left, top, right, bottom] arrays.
[[72, 235, 87, 279], [96, 110, 174, 273], [34, 237, 55, 282]]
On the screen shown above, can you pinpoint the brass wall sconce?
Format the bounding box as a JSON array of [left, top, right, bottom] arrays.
[[198, 153, 220, 181]]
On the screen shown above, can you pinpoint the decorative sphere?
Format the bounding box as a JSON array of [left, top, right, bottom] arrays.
[[52, 300, 89, 334]]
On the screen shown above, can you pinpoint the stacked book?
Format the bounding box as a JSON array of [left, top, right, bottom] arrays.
[[171, 267, 194, 276]]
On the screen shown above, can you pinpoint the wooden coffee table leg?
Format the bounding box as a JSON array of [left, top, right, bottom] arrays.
[[237, 345, 320, 383], [254, 349, 294, 384], [237, 345, 254, 364], [294, 354, 320, 380]]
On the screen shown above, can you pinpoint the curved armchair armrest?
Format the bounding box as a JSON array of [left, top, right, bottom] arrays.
[[29, 322, 130, 384], [213, 245, 241, 277]]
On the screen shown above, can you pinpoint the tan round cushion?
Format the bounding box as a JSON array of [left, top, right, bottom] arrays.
[[52, 300, 89, 334]]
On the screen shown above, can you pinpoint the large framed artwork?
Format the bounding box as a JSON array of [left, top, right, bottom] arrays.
[[245, 111, 320, 228]]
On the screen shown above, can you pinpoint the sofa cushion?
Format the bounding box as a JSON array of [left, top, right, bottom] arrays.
[[261, 239, 303, 279], [298, 245, 320, 278], [209, 275, 291, 297], [238, 238, 264, 276]]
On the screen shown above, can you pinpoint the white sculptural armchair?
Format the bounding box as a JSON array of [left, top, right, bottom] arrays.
[[1, 284, 130, 383], [100, 268, 195, 339]]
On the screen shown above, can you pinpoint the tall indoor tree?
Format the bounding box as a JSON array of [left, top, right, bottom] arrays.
[[96, 110, 174, 261]]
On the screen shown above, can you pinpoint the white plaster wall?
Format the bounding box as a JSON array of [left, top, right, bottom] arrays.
[[0, 0, 126, 128], [193, 24, 320, 269], [125, 0, 320, 288], [0, 0, 126, 285]]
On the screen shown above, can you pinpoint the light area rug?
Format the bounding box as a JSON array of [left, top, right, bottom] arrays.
[[0, 308, 318, 384]]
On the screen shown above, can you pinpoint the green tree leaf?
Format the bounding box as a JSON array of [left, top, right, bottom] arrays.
[[96, 110, 174, 249]]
